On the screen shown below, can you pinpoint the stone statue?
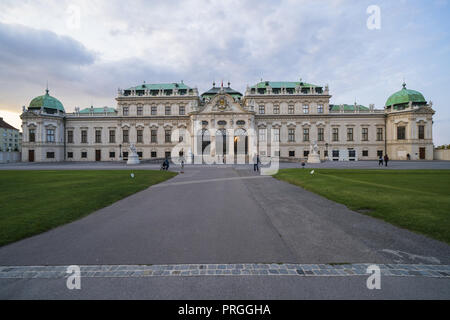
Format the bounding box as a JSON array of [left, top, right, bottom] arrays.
[[307, 140, 321, 163], [127, 144, 140, 165], [129, 143, 137, 155], [310, 140, 319, 155]]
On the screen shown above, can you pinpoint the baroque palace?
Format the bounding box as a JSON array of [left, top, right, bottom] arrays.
[[20, 79, 435, 163]]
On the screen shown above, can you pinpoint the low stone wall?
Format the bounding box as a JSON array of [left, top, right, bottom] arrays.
[[434, 149, 450, 161], [0, 151, 21, 163]]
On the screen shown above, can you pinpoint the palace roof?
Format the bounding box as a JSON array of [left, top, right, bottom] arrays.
[[28, 89, 65, 112], [385, 83, 426, 107]]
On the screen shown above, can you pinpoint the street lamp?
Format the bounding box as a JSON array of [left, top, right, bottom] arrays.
[[119, 144, 122, 161], [325, 143, 329, 161]]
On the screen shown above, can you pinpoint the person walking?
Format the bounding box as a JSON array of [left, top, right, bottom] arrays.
[[384, 154, 389, 167], [378, 155, 383, 166], [253, 154, 261, 172]]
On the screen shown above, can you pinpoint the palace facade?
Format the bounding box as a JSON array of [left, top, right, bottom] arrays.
[[20, 79, 435, 163]]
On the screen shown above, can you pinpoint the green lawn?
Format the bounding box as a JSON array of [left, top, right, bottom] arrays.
[[274, 169, 450, 244], [0, 170, 176, 246]]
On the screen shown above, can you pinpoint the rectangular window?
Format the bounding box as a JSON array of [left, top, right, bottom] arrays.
[[259, 105, 265, 114], [377, 150, 383, 157], [67, 152, 73, 158], [109, 152, 115, 158], [109, 130, 115, 143], [29, 129, 35, 142], [151, 130, 157, 143], [46, 129, 55, 143], [272, 128, 280, 142], [377, 128, 383, 141], [95, 130, 101, 143], [123, 106, 129, 116], [347, 128, 354, 141], [348, 149, 356, 158], [179, 106, 185, 115], [318, 128, 324, 142], [303, 105, 309, 114], [397, 126, 406, 140], [165, 130, 171, 143], [332, 150, 340, 158], [67, 130, 73, 144], [317, 105, 324, 114], [289, 151, 295, 157], [137, 152, 143, 158], [137, 129, 143, 143], [303, 150, 309, 157], [151, 151, 157, 158], [165, 106, 171, 115], [332, 128, 339, 141], [418, 125, 425, 139], [122, 152, 128, 159], [303, 128, 310, 142], [362, 128, 369, 141], [81, 130, 87, 143], [273, 105, 280, 114], [288, 129, 295, 142], [123, 129, 129, 143], [137, 106, 143, 116], [362, 150, 369, 157], [46, 152, 55, 159], [165, 151, 171, 158], [259, 128, 266, 142], [151, 106, 157, 115], [288, 105, 294, 114], [81, 151, 87, 158]]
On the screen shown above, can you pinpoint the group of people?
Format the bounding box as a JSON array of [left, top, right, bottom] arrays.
[[378, 154, 390, 167]]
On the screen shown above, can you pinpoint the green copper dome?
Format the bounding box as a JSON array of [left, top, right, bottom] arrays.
[[29, 89, 65, 113], [385, 83, 426, 107]]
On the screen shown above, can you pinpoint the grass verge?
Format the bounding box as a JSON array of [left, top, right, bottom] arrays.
[[274, 169, 450, 244], [0, 170, 176, 246]]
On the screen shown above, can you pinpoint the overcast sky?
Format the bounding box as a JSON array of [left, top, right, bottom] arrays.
[[0, 0, 449, 145]]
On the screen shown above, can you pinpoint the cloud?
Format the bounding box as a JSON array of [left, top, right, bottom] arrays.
[[0, 0, 449, 144]]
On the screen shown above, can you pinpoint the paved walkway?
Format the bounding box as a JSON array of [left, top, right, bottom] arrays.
[[0, 166, 449, 298]]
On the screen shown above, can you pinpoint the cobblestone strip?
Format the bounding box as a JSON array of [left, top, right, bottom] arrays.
[[0, 264, 449, 279]]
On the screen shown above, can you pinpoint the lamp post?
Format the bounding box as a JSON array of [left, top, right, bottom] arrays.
[[325, 143, 329, 161], [119, 144, 122, 161]]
